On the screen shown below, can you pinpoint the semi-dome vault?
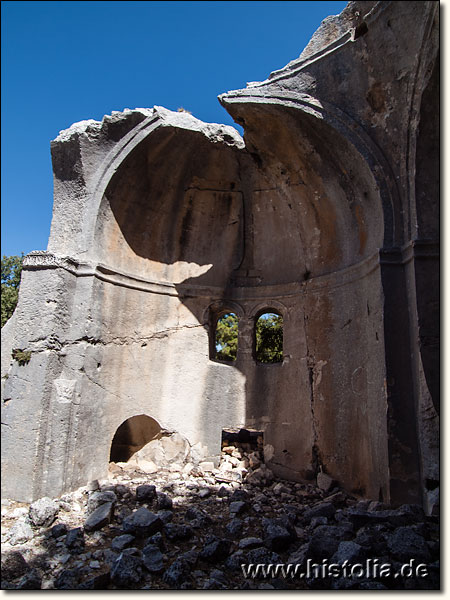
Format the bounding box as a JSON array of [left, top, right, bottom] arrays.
[[1, 1, 439, 513]]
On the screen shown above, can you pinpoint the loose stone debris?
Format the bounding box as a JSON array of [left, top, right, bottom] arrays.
[[1, 435, 440, 590]]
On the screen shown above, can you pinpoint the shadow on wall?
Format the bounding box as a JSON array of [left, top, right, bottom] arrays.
[[94, 101, 388, 495]]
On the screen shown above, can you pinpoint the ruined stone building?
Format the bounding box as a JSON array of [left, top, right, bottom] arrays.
[[1, 1, 439, 513]]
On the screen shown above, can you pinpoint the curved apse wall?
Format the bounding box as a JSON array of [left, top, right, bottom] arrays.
[[92, 102, 388, 499], [95, 105, 384, 287]]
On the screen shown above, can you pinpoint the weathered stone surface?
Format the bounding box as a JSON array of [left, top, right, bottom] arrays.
[[28, 497, 59, 527], [1, 551, 29, 580], [386, 526, 431, 563], [199, 537, 231, 562], [65, 527, 85, 553], [0, 446, 440, 591], [156, 492, 172, 510], [15, 568, 42, 590], [229, 501, 247, 516], [330, 541, 366, 563], [77, 571, 111, 590], [307, 525, 352, 560], [135, 484, 156, 503], [87, 491, 117, 514], [111, 553, 144, 587], [162, 558, 191, 587], [51, 522, 68, 538], [55, 568, 80, 590], [303, 502, 336, 522], [142, 544, 165, 573], [84, 501, 114, 532], [111, 533, 136, 552], [122, 507, 163, 537], [238, 537, 264, 550], [164, 523, 193, 541], [8, 520, 34, 545], [0, 1, 439, 539], [317, 472, 336, 493], [264, 522, 296, 552]]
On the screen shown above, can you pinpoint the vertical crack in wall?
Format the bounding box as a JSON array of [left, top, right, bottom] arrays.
[[303, 311, 320, 477]]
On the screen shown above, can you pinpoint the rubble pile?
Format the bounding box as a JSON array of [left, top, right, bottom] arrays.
[[1, 433, 440, 590]]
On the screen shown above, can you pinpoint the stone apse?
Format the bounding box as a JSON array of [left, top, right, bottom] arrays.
[[1, 1, 439, 511]]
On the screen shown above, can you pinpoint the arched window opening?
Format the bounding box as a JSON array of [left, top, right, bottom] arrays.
[[215, 312, 238, 362], [110, 414, 161, 462], [255, 312, 283, 364]]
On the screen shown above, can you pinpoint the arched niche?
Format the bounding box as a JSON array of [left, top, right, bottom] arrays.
[[110, 414, 162, 462], [94, 125, 244, 288], [222, 98, 387, 278]]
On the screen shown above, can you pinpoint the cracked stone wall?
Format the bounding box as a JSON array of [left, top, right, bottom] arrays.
[[1, 1, 439, 508]]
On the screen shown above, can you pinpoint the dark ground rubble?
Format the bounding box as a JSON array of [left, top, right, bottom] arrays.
[[1, 437, 440, 590]]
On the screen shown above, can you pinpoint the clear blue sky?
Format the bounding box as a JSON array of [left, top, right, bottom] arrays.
[[1, 1, 347, 257]]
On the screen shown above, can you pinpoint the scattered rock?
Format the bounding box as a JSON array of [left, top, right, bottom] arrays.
[[78, 571, 111, 590], [199, 537, 231, 562], [386, 526, 431, 562], [164, 523, 193, 541], [87, 490, 117, 514], [264, 521, 296, 552], [230, 489, 250, 502], [317, 472, 336, 493], [199, 461, 215, 472], [245, 547, 281, 565], [247, 452, 261, 469], [122, 507, 163, 537], [157, 510, 173, 524], [111, 552, 144, 587], [162, 557, 191, 587], [308, 525, 352, 559], [0, 434, 440, 591], [136, 459, 159, 474], [226, 518, 243, 536], [84, 501, 114, 532], [198, 488, 211, 499], [15, 568, 42, 590], [156, 492, 173, 510], [29, 497, 59, 528], [111, 534, 136, 552], [135, 484, 156, 503], [239, 537, 264, 549], [55, 568, 80, 590], [8, 520, 34, 545], [135, 432, 191, 469], [142, 544, 165, 573], [303, 501, 336, 522], [229, 501, 247, 516], [1, 551, 29, 580], [185, 506, 211, 527], [331, 540, 366, 563], [65, 527, 85, 553], [51, 523, 68, 538]]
